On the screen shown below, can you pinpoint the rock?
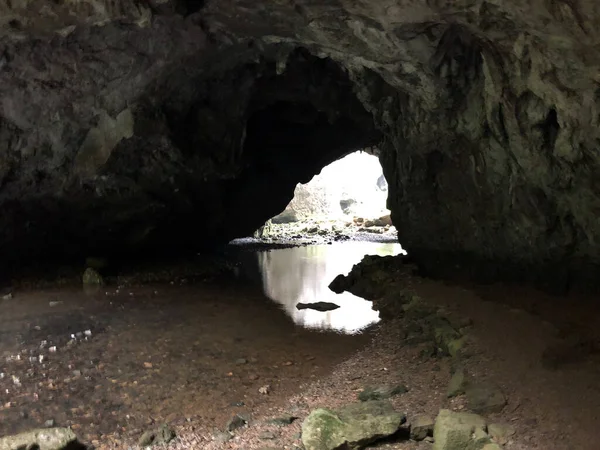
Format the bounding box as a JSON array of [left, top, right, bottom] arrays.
[[465, 382, 507, 414], [235, 358, 248, 365], [410, 415, 434, 441], [213, 431, 232, 443], [271, 209, 298, 224], [447, 336, 467, 358], [373, 215, 392, 227], [340, 199, 356, 214], [301, 400, 405, 450], [259, 431, 278, 440], [138, 423, 176, 446], [0, 428, 82, 450], [226, 414, 248, 431], [487, 423, 516, 445], [329, 274, 349, 294], [481, 443, 503, 450], [432, 319, 462, 356], [82, 268, 103, 286], [432, 409, 487, 450], [268, 416, 298, 426], [296, 302, 340, 312], [447, 368, 467, 398], [358, 384, 408, 401], [44, 419, 56, 428]]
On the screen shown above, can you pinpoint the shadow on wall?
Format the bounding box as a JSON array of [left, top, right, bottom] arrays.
[[256, 243, 403, 333]]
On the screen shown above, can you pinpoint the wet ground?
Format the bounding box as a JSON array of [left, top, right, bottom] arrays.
[[3, 240, 600, 450], [0, 241, 400, 447]]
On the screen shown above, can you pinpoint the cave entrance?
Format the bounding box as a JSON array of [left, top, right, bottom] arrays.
[[254, 150, 396, 243], [238, 151, 406, 333]]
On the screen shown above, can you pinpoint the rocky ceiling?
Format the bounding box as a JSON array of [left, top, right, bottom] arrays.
[[1, 0, 599, 291]]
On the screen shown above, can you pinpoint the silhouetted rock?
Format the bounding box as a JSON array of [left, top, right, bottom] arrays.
[[296, 302, 340, 312]]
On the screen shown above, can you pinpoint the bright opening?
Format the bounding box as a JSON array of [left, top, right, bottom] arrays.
[[255, 151, 397, 242]]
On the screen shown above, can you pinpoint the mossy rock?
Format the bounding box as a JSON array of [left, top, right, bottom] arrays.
[[447, 368, 467, 398], [82, 267, 104, 285], [410, 415, 434, 441], [431, 319, 461, 356], [432, 409, 487, 450], [465, 382, 507, 414], [301, 401, 405, 450], [447, 336, 467, 358]]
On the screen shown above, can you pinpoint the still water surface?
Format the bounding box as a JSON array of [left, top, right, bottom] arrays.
[[255, 242, 404, 333]]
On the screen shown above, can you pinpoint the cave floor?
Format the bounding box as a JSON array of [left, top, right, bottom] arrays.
[[0, 281, 371, 448], [0, 246, 599, 450]]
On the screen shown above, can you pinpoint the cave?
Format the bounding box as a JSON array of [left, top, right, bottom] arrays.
[[1, 1, 600, 449]]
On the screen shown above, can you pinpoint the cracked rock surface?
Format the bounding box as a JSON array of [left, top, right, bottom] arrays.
[[1, 0, 600, 289]]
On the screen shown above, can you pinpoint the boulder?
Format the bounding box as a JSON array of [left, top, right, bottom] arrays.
[[410, 415, 435, 441], [465, 382, 507, 414], [0, 428, 83, 450], [301, 400, 405, 450], [432, 409, 487, 450]]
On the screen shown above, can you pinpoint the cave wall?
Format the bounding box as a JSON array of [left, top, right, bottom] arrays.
[[1, 0, 600, 289]]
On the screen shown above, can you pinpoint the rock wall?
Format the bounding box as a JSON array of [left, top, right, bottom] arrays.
[[1, 0, 600, 289]]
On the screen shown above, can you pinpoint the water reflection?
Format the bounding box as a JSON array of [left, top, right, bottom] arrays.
[[257, 242, 404, 333]]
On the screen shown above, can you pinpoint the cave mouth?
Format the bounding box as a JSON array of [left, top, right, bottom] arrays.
[[251, 150, 397, 244]]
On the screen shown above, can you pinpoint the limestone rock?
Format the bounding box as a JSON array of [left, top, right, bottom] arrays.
[[271, 209, 298, 224], [301, 400, 405, 450], [410, 415, 434, 441], [138, 423, 176, 446], [82, 268, 103, 286], [465, 382, 507, 414], [432, 409, 487, 450], [487, 423, 516, 445], [0, 428, 82, 450], [447, 369, 467, 398], [358, 384, 408, 401]]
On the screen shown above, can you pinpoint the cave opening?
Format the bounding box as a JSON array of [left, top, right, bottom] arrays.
[[253, 150, 396, 243]]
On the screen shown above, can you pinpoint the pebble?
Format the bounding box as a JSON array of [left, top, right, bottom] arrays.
[[45, 419, 56, 428]]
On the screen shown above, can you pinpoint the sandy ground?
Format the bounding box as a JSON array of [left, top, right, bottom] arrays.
[[162, 278, 600, 450], [1, 246, 599, 449]]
